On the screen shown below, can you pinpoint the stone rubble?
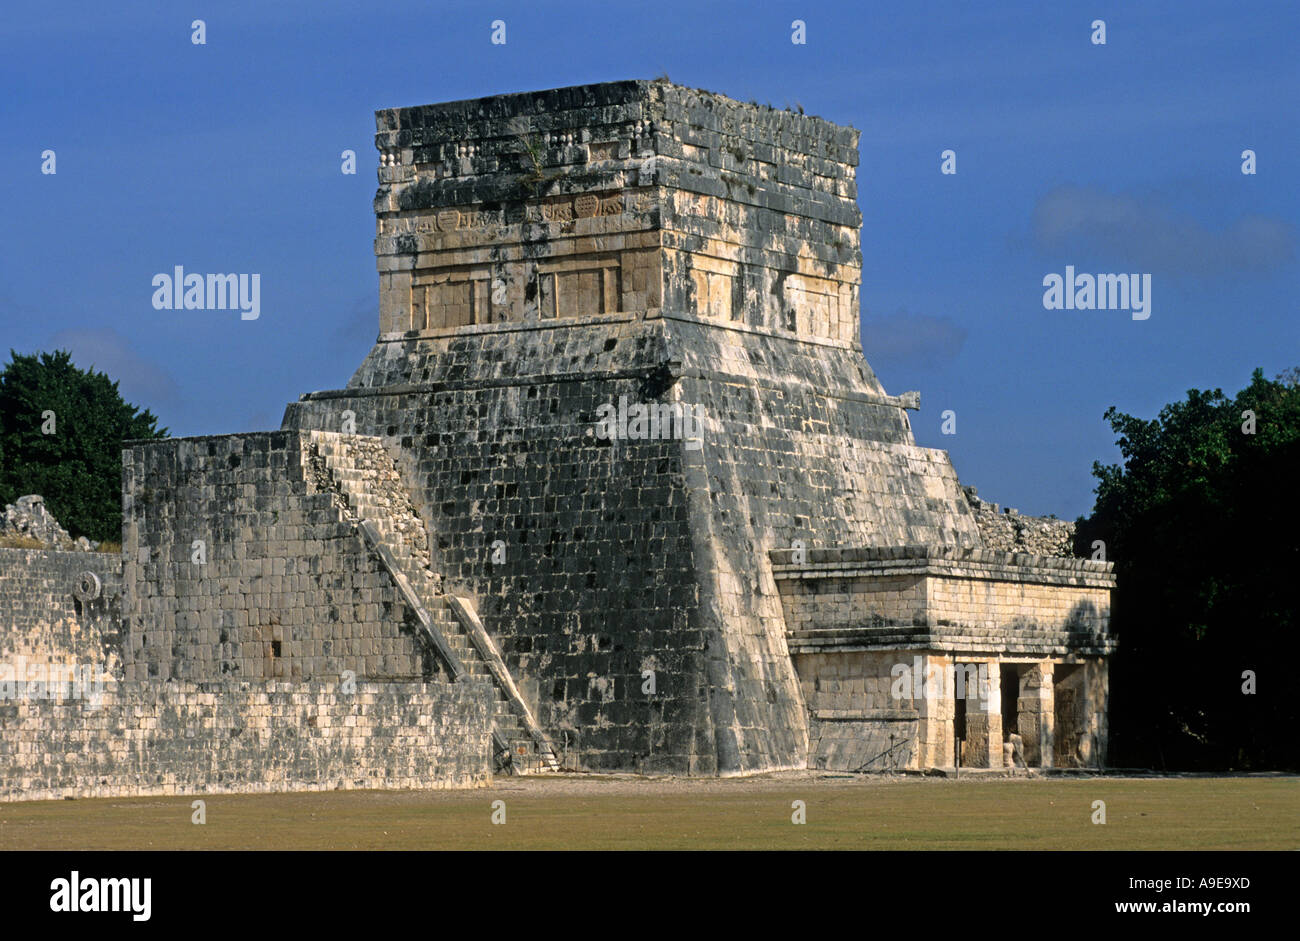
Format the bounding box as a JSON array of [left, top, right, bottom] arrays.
[[962, 486, 1075, 557], [0, 495, 96, 551]]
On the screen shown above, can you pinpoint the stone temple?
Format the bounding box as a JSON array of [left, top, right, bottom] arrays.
[[1, 80, 1115, 798]]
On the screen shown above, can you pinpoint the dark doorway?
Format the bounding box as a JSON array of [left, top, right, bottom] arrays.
[[953, 684, 967, 766], [1001, 664, 1020, 745]]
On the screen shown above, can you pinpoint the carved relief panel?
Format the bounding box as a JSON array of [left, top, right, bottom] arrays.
[[411, 267, 493, 330], [537, 257, 622, 319]]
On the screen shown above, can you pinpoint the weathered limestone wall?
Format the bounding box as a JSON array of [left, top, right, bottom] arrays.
[[793, 650, 918, 771], [287, 330, 708, 772], [121, 431, 438, 683], [1051, 659, 1109, 768], [776, 546, 1115, 769], [774, 546, 1115, 656], [282, 79, 988, 775], [792, 651, 1110, 771], [369, 80, 861, 342], [372, 81, 663, 334], [791, 650, 1005, 771], [654, 83, 861, 341], [0, 678, 492, 801], [284, 316, 983, 773], [0, 437, 496, 801], [670, 322, 978, 773], [0, 547, 123, 677]]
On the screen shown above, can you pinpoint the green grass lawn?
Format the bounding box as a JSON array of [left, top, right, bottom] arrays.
[[1, 775, 1294, 850]]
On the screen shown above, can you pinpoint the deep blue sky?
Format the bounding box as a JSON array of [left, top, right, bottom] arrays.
[[2, 0, 1296, 518]]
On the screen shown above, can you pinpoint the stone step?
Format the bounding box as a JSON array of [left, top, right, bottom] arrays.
[[314, 434, 559, 774]]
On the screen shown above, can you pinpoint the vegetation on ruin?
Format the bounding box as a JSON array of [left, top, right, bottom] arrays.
[[0, 533, 44, 549], [0, 349, 166, 543], [1077, 367, 1300, 771]]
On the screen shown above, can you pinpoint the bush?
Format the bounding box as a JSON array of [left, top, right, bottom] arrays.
[[0, 349, 166, 543]]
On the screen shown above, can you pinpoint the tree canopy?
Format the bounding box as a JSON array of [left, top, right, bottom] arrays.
[[1076, 368, 1299, 770], [0, 349, 167, 543]]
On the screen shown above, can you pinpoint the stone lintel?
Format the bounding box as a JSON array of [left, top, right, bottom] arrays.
[[771, 544, 1116, 586], [785, 634, 1116, 658]]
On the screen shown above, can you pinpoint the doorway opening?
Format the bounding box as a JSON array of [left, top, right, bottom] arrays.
[[1001, 664, 1021, 766]]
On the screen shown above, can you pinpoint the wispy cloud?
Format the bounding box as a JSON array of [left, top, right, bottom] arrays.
[[1031, 185, 1296, 275], [47, 327, 181, 413]]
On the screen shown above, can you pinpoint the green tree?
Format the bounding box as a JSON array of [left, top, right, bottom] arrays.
[[1076, 368, 1299, 770], [0, 349, 167, 542]]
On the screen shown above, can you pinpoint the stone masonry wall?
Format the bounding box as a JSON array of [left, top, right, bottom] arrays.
[[0, 547, 123, 678], [121, 431, 439, 684], [774, 546, 1115, 656], [372, 81, 664, 336], [286, 342, 707, 773], [656, 83, 861, 342], [285, 315, 983, 773], [794, 650, 918, 771], [0, 439, 494, 801], [370, 79, 863, 345], [0, 678, 492, 801], [279, 80, 986, 774]]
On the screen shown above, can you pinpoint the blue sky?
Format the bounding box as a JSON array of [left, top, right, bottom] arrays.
[[2, 0, 1296, 518]]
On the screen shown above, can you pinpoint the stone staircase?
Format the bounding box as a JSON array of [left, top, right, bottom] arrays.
[[304, 431, 559, 775]]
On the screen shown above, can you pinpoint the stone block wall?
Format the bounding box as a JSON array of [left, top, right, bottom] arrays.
[[793, 650, 918, 771], [776, 547, 1115, 770], [286, 337, 709, 773], [370, 79, 862, 343], [926, 569, 1110, 640], [790, 649, 1002, 770], [0, 438, 496, 801], [806, 714, 918, 771], [121, 431, 437, 683], [284, 311, 985, 774], [1050, 659, 1109, 767], [0, 678, 492, 801], [795, 650, 912, 716], [773, 546, 1115, 655], [0, 547, 123, 679], [373, 80, 664, 335], [654, 83, 861, 341]]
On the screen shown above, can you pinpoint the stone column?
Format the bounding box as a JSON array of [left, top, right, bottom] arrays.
[[961, 661, 1001, 768], [914, 653, 954, 768], [1078, 658, 1110, 768], [1017, 662, 1054, 767]]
